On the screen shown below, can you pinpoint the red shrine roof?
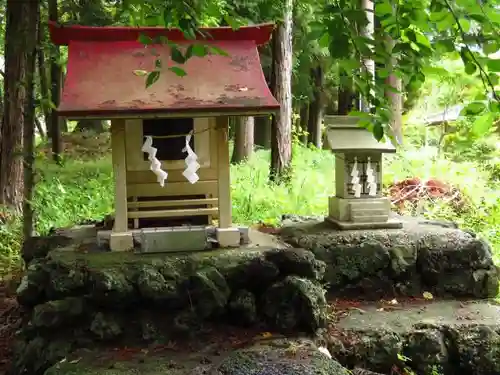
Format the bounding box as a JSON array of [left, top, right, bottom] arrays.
[[48, 22, 280, 119]]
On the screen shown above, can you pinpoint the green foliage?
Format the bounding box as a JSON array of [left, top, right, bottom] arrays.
[[310, 0, 500, 140]]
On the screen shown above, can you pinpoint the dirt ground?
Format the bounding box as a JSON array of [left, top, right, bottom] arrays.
[[0, 282, 21, 375]]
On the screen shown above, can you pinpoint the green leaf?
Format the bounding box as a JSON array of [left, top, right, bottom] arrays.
[[378, 68, 390, 79], [155, 59, 162, 69], [415, 33, 431, 48], [319, 33, 330, 49], [223, 14, 242, 30], [373, 123, 384, 141], [436, 13, 455, 32], [435, 39, 456, 53], [464, 62, 477, 75], [458, 18, 471, 33], [471, 112, 494, 136], [488, 101, 500, 113], [146, 71, 160, 88], [375, 1, 393, 16], [170, 46, 186, 64], [208, 45, 229, 56], [461, 101, 486, 115], [190, 44, 209, 57], [486, 59, 500, 72], [483, 41, 499, 55], [169, 66, 187, 77], [348, 111, 370, 119], [138, 34, 153, 45]]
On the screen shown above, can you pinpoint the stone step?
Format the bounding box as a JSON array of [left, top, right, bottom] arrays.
[[328, 299, 500, 375], [350, 214, 389, 223], [349, 200, 388, 211], [350, 208, 387, 217]]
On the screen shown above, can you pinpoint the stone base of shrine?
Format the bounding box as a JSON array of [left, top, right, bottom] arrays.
[[96, 225, 250, 253], [325, 216, 404, 230], [280, 214, 499, 300], [12, 215, 500, 374], [327, 196, 403, 230]]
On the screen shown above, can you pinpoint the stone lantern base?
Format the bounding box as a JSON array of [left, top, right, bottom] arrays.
[[325, 196, 403, 230]]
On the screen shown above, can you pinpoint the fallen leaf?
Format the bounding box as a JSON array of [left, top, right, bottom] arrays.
[[260, 332, 273, 339], [133, 69, 148, 76], [423, 291, 434, 300], [69, 358, 81, 364]]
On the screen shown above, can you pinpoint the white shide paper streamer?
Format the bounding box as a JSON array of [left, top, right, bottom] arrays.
[[182, 131, 200, 184], [142, 136, 168, 187], [366, 156, 377, 196], [350, 157, 362, 198]]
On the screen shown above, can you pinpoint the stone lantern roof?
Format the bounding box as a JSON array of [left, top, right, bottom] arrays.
[[324, 115, 396, 153]]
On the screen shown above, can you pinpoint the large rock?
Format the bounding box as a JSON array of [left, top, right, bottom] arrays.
[[280, 219, 499, 299], [89, 268, 136, 305], [22, 235, 72, 264], [227, 289, 258, 326], [214, 338, 349, 375], [17, 259, 51, 306], [264, 248, 326, 280], [89, 312, 122, 341], [134, 264, 179, 301], [31, 297, 85, 329], [11, 337, 71, 375], [182, 266, 231, 319], [261, 276, 327, 333], [330, 299, 500, 375]]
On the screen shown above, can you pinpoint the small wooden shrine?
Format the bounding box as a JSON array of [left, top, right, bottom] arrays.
[[49, 22, 279, 252], [324, 115, 402, 230]]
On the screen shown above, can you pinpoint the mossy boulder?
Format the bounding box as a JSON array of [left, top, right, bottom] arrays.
[[89, 312, 122, 341], [89, 268, 136, 305], [214, 338, 349, 375], [22, 235, 73, 263], [261, 276, 327, 333], [453, 325, 500, 375], [264, 248, 326, 280], [134, 264, 179, 301], [227, 289, 257, 326], [182, 266, 231, 319], [403, 329, 450, 374], [46, 262, 88, 300], [17, 259, 51, 306], [11, 337, 71, 375], [31, 297, 86, 329], [281, 220, 500, 299]]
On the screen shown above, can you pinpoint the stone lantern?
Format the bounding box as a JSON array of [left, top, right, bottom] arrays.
[[324, 115, 402, 229]]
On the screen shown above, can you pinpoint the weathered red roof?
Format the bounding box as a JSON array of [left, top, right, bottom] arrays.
[[49, 22, 279, 118]]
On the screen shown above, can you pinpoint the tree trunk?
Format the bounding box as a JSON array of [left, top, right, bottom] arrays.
[[299, 104, 308, 144], [231, 116, 255, 163], [270, 0, 293, 183], [0, 0, 40, 210], [385, 38, 403, 145], [49, 0, 63, 163], [254, 116, 271, 149], [307, 65, 324, 148], [338, 74, 355, 115], [23, 5, 40, 239], [37, 16, 49, 139], [360, 0, 375, 112]]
